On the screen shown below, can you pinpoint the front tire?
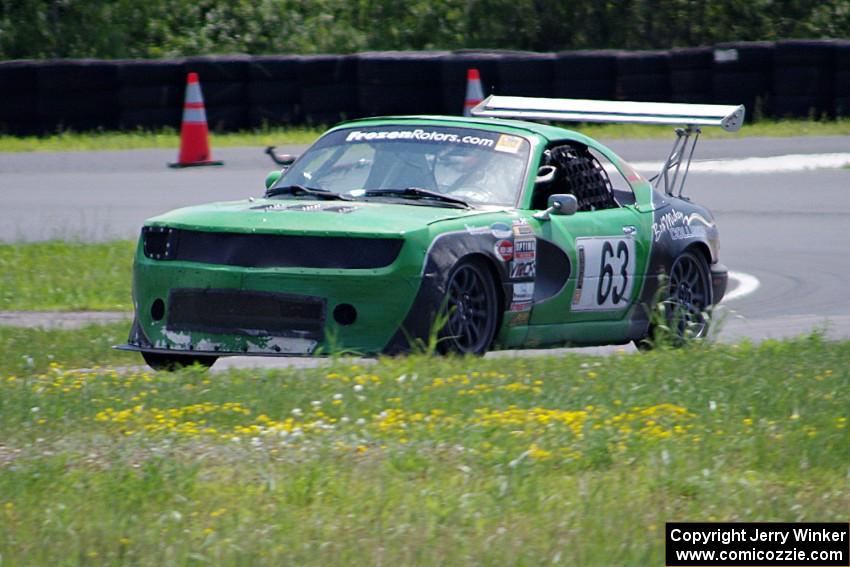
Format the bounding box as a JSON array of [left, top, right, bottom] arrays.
[[141, 351, 218, 371], [439, 258, 499, 355]]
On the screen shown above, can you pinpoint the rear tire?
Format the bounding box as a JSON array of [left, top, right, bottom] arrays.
[[141, 352, 218, 372], [635, 250, 712, 349], [439, 258, 499, 355]]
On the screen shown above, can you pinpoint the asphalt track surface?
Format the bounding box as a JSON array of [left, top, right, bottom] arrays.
[[1, 134, 849, 367]]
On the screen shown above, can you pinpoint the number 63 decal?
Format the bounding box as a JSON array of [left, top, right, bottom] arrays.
[[572, 237, 636, 311]]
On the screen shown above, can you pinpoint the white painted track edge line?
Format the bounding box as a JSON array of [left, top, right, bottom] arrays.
[[626, 152, 850, 175], [723, 271, 760, 302]]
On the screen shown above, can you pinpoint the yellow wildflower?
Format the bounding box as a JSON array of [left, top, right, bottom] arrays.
[[528, 443, 552, 460]]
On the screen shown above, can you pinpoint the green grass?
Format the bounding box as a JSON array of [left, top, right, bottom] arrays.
[[0, 126, 324, 153], [0, 322, 137, 375], [3, 118, 850, 153], [0, 240, 134, 311], [0, 334, 848, 565]]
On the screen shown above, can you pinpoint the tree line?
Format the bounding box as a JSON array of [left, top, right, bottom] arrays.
[[2, 0, 849, 60]]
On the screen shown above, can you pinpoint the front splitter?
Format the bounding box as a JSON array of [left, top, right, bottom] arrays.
[[113, 343, 319, 358]]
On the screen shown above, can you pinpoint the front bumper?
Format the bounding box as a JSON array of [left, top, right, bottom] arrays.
[[129, 255, 422, 356]]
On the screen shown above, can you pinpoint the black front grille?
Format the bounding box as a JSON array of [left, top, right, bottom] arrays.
[[142, 227, 403, 269], [166, 288, 325, 340]]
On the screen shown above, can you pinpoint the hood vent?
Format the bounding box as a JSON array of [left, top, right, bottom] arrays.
[[250, 203, 359, 214]]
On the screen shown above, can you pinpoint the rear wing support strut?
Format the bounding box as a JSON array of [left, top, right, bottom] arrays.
[[655, 125, 701, 199]]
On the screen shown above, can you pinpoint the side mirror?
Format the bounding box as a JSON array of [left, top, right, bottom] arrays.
[[265, 170, 283, 190], [265, 146, 297, 166], [548, 193, 578, 216], [533, 193, 578, 221]]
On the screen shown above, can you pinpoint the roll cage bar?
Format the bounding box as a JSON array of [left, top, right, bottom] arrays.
[[470, 95, 745, 199]]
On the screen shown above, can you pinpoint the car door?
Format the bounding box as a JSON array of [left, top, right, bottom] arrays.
[[532, 207, 647, 323], [528, 144, 651, 329]]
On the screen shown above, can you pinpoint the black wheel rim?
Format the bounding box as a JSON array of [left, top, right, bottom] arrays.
[[445, 263, 495, 353], [667, 253, 711, 339]]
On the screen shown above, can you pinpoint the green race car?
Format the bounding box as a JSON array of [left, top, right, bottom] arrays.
[[121, 96, 742, 370]]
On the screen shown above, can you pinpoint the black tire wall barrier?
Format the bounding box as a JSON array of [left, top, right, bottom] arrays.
[[772, 40, 835, 118], [553, 50, 620, 100], [617, 51, 671, 102], [834, 40, 850, 117], [298, 55, 358, 126], [3, 41, 850, 135], [357, 51, 449, 117], [247, 56, 300, 128], [712, 41, 774, 118], [670, 47, 713, 104], [496, 52, 554, 98], [117, 60, 185, 130], [0, 60, 40, 134], [37, 60, 120, 131]]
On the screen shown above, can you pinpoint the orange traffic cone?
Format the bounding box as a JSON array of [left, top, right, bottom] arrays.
[[463, 68, 484, 116], [169, 72, 223, 168]]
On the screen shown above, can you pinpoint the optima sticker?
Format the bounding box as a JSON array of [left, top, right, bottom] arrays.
[[514, 237, 536, 261]]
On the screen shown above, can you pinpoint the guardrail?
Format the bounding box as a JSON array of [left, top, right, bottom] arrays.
[[1, 40, 848, 135]]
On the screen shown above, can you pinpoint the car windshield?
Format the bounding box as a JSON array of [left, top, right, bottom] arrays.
[[271, 125, 531, 207]]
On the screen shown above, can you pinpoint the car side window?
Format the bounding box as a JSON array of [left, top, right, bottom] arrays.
[[531, 143, 620, 212], [587, 148, 637, 206]]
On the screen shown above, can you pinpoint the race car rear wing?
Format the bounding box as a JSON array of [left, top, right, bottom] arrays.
[[469, 95, 744, 132], [470, 95, 746, 198]]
